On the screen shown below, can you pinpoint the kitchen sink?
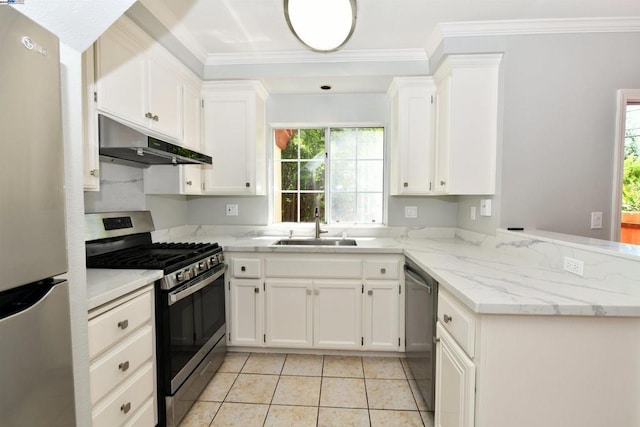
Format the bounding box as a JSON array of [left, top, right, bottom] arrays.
[[273, 238, 358, 246]]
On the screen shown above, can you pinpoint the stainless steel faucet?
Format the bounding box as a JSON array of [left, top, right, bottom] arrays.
[[314, 207, 327, 239]]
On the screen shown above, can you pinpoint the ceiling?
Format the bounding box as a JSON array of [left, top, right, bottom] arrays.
[[137, 0, 640, 94]]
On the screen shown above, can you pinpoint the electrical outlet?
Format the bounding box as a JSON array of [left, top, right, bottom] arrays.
[[563, 256, 584, 276], [590, 212, 603, 229], [405, 206, 418, 218], [226, 204, 238, 216], [470, 206, 476, 220]]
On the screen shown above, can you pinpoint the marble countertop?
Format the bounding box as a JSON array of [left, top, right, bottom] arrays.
[[86, 268, 163, 311]]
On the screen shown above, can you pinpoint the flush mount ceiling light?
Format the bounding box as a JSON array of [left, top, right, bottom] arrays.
[[284, 0, 357, 53]]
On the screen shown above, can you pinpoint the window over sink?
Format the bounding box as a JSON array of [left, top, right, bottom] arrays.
[[273, 127, 384, 224]]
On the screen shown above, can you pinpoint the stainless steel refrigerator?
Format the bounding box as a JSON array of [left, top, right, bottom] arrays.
[[0, 7, 76, 426]]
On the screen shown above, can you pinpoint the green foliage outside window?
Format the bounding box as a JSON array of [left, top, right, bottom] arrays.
[[623, 132, 640, 211]]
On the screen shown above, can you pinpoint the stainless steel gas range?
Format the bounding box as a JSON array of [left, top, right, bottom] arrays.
[[85, 211, 226, 427]]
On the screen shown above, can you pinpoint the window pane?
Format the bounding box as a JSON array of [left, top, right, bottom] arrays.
[[301, 161, 325, 191], [331, 193, 356, 223], [281, 162, 298, 190], [331, 160, 356, 192], [279, 130, 299, 160], [357, 160, 383, 192], [300, 129, 325, 159], [301, 193, 324, 222], [331, 128, 356, 159], [357, 193, 383, 223], [281, 193, 298, 222], [357, 128, 384, 159]]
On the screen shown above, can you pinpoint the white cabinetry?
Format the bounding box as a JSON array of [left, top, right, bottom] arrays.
[[201, 81, 268, 195], [88, 285, 156, 427], [433, 54, 502, 195], [388, 77, 437, 195], [82, 45, 100, 191], [226, 252, 403, 352]]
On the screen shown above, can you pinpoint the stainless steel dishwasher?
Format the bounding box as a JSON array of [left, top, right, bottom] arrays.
[[404, 258, 438, 411]]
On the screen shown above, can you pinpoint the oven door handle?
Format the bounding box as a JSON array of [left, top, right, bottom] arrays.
[[168, 264, 227, 306]]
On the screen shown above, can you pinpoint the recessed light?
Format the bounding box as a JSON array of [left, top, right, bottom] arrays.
[[320, 85, 332, 90]]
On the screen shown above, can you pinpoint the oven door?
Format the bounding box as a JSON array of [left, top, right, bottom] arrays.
[[163, 263, 226, 394]]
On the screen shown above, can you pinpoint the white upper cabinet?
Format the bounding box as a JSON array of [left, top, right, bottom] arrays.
[[94, 16, 196, 143], [388, 77, 437, 195], [433, 54, 502, 195], [82, 45, 100, 191], [201, 81, 268, 195]]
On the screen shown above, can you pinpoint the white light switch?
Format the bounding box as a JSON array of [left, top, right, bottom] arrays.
[[591, 212, 603, 229], [480, 199, 492, 217], [226, 204, 238, 216], [470, 206, 476, 220], [405, 206, 418, 218]]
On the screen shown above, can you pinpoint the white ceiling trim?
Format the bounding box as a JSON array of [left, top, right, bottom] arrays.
[[139, 0, 208, 63], [426, 17, 640, 56], [204, 48, 429, 66]]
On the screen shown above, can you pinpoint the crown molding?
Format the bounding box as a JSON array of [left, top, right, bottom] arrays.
[[204, 48, 429, 66], [426, 17, 640, 56]]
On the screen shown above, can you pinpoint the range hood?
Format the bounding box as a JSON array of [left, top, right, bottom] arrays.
[[98, 115, 212, 167]]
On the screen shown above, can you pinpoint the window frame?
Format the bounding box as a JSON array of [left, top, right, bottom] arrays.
[[271, 123, 387, 226]]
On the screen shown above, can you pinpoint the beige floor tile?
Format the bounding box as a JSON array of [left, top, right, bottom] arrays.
[[218, 352, 249, 373], [225, 373, 279, 404], [363, 356, 406, 379], [242, 353, 286, 375], [421, 410, 435, 427], [272, 376, 321, 406], [211, 402, 269, 427], [179, 401, 220, 427], [282, 354, 324, 376], [409, 379, 428, 411], [366, 379, 418, 410], [370, 409, 423, 427], [199, 372, 238, 402], [317, 407, 369, 427], [322, 355, 363, 378], [401, 358, 414, 379], [264, 405, 318, 427], [320, 377, 367, 409]]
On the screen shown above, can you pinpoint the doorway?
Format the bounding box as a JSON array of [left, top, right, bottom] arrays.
[[613, 90, 640, 244]]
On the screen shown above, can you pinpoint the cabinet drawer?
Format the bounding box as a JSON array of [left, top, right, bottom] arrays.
[[265, 257, 362, 278], [438, 290, 476, 357], [92, 362, 154, 427], [90, 324, 154, 405], [232, 258, 261, 278], [364, 259, 400, 279], [125, 397, 155, 427], [88, 291, 152, 360]]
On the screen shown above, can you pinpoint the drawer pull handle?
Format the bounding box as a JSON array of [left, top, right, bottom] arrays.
[[433, 336, 440, 344], [117, 320, 129, 330], [443, 314, 453, 323], [118, 361, 130, 372], [241, 266, 246, 272], [380, 268, 386, 274], [121, 402, 131, 414]]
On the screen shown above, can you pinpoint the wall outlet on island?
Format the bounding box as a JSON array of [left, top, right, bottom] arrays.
[[563, 256, 584, 276], [226, 204, 239, 216]]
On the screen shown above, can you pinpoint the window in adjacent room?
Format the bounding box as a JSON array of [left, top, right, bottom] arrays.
[[273, 127, 384, 224]]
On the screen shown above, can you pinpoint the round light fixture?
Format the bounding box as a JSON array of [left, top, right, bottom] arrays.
[[284, 0, 357, 53]]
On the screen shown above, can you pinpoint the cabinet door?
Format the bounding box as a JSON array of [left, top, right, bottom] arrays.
[[82, 45, 100, 191], [183, 81, 202, 150], [147, 49, 183, 140], [313, 280, 362, 350], [264, 280, 313, 348], [95, 25, 147, 129], [229, 279, 263, 346], [364, 281, 400, 351], [434, 75, 452, 194], [435, 323, 475, 427]]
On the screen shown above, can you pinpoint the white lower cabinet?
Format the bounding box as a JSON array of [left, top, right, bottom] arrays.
[[228, 279, 263, 346], [435, 323, 475, 427], [88, 285, 156, 427], [227, 253, 403, 352]]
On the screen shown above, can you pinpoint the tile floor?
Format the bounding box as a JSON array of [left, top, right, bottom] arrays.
[[179, 352, 435, 427]]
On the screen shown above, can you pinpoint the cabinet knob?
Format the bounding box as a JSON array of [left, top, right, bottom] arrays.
[[145, 112, 153, 119], [314, 290, 319, 295], [367, 290, 373, 296], [120, 402, 131, 414], [433, 336, 440, 344], [153, 115, 159, 121], [241, 266, 246, 272], [117, 320, 129, 330], [254, 287, 259, 293], [443, 314, 453, 323], [440, 180, 446, 186], [118, 361, 130, 372], [186, 180, 193, 186], [89, 168, 99, 177], [380, 268, 386, 274], [245, 182, 251, 187], [403, 182, 408, 187], [306, 289, 312, 295]]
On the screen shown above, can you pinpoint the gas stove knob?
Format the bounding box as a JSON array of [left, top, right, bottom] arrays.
[[198, 261, 206, 271], [176, 271, 184, 281], [218, 253, 225, 263], [209, 256, 217, 265]]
